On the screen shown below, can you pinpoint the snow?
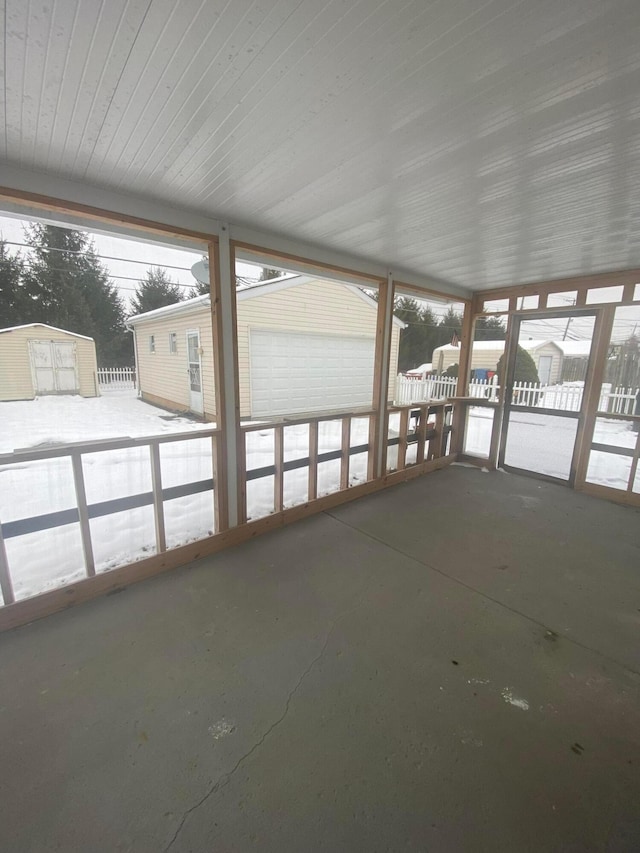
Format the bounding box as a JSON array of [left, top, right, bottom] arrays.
[[1, 392, 637, 604], [464, 408, 638, 487], [0, 394, 371, 602]]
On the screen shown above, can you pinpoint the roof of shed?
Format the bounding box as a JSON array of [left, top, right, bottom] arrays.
[[0, 323, 94, 341]]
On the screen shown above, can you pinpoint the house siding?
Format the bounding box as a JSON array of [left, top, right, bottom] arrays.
[[0, 326, 98, 401], [237, 279, 399, 416], [133, 308, 216, 420], [434, 341, 563, 383], [133, 279, 400, 420]]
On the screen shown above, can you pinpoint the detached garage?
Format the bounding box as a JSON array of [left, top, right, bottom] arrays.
[[0, 324, 99, 401], [128, 275, 404, 420]]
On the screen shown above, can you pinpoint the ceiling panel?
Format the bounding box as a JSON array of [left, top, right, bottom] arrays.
[[2, 0, 640, 291]]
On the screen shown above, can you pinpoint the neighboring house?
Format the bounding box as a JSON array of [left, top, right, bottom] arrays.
[[0, 323, 99, 401], [433, 339, 565, 385], [127, 275, 404, 420]]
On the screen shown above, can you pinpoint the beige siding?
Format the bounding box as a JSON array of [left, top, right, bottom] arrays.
[[531, 342, 562, 384], [134, 307, 217, 420], [435, 341, 564, 382], [435, 346, 504, 373], [133, 279, 401, 419], [0, 326, 98, 401], [237, 279, 399, 416]]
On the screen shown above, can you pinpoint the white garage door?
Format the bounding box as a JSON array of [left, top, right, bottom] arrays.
[[249, 329, 375, 417]]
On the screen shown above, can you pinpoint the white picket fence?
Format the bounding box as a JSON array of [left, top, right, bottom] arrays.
[[97, 367, 136, 391], [395, 374, 638, 415]]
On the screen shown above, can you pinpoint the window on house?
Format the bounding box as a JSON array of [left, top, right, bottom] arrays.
[[149, 335, 155, 353], [169, 332, 177, 354]]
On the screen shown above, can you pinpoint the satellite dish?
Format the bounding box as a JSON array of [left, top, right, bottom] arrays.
[[191, 258, 209, 286]]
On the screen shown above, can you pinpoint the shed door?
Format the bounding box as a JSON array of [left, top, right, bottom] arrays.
[[249, 329, 374, 417], [53, 342, 78, 391], [29, 340, 79, 394], [538, 355, 553, 385]]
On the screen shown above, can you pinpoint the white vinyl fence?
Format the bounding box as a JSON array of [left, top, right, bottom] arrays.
[[395, 374, 639, 415], [97, 367, 136, 391]]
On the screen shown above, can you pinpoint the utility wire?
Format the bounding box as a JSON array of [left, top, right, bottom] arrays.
[[1, 238, 198, 272]]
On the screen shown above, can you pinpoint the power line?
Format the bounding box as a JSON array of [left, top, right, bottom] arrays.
[[0, 238, 199, 272]]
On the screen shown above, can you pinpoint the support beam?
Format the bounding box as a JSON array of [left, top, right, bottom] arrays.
[[211, 227, 241, 527], [373, 274, 395, 479], [450, 300, 475, 454]]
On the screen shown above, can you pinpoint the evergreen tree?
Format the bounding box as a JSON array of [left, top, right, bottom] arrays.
[[20, 224, 131, 365], [395, 297, 426, 372], [497, 345, 540, 384], [0, 239, 27, 327], [130, 267, 186, 314], [474, 315, 506, 341]]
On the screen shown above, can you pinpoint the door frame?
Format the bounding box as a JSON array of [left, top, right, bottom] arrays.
[[28, 339, 79, 395], [497, 308, 602, 487], [186, 329, 204, 415]]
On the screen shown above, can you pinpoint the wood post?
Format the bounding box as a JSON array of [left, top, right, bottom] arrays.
[[372, 274, 394, 479], [450, 300, 474, 454], [149, 442, 167, 553], [211, 231, 241, 527], [274, 425, 284, 513], [573, 305, 615, 488], [308, 421, 319, 501], [340, 418, 351, 490], [0, 524, 14, 605], [71, 452, 95, 577]]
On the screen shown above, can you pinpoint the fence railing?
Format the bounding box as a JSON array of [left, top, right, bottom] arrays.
[[239, 402, 455, 522], [0, 429, 219, 606], [97, 367, 136, 391], [395, 374, 639, 415]]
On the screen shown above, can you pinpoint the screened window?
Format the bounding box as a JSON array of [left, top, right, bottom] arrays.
[[169, 332, 177, 354], [149, 335, 155, 353]]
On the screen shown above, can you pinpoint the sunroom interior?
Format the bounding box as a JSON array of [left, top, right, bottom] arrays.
[[1, 2, 639, 851]]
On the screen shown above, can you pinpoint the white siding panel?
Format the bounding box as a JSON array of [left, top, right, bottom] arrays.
[[250, 330, 375, 418]]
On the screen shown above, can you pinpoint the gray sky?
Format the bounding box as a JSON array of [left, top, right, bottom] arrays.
[[1, 213, 638, 341], [0, 213, 260, 311]]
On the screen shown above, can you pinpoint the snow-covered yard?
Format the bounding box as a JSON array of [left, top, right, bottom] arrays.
[[0, 393, 371, 602], [464, 406, 639, 488], [1, 393, 636, 604]]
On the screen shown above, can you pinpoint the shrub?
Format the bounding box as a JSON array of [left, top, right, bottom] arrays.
[[444, 363, 459, 378]]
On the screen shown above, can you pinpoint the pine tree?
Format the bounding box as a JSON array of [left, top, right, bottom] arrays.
[[474, 315, 506, 341], [20, 224, 131, 365], [0, 239, 27, 327], [497, 345, 540, 384], [130, 267, 186, 314]]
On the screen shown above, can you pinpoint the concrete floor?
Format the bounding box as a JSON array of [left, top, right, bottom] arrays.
[[1, 467, 639, 853]]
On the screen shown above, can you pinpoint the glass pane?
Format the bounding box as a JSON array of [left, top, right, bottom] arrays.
[[504, 412, 578, 480], [586, 450, 632, 490], [593, 418, 637, 451], [283, 468, 308, 509], [246, 476, 274, 521], [464, 407, 493, 457], [0, 457, 85, 601], [317, 459, 340, 496], [586, 286, 624, 305]]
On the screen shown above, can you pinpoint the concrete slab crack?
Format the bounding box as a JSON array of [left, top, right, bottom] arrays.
[[163, 616, 342, 851]]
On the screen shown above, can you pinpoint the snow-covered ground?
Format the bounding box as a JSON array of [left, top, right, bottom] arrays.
[[1, 393, 636, 603], [464, 406, 638, 488], [0, 394, 371, 602]]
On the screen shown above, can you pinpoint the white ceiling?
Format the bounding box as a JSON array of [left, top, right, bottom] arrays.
[[2, 0, 640, 293]]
